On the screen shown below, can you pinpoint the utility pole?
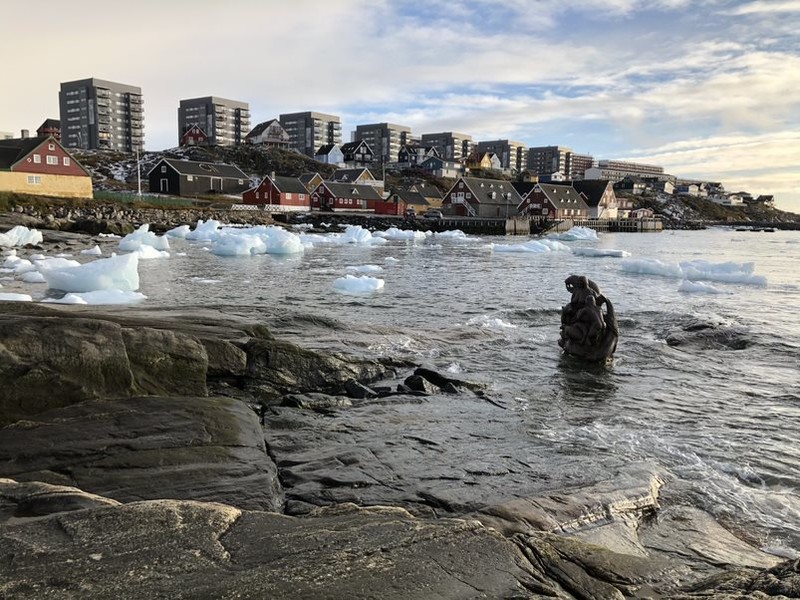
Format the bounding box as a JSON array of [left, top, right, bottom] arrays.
[[136, 146, 142, 198]]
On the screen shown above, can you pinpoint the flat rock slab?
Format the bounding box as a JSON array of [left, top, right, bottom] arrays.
[[0, 396, 282, 511], [0, 499, 543, 600]]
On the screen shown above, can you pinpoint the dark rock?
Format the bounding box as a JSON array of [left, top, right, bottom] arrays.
[[344, 378, 378, 399], [281, 393, 353, 411], [403, 374, 439, 394], [200, 338, 248, 378], [0, 478, 120, 524], [0, 396, 282, 511], [666, 322, 750, 350]]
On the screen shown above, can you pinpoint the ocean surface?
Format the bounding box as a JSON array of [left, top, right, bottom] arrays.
[[138, 225, 800, 557]]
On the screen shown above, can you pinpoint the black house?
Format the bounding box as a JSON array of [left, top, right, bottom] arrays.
[[148, 158, 251, 196]]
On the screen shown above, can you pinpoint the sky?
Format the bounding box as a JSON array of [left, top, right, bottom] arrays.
[[2, 0, 799, 212]]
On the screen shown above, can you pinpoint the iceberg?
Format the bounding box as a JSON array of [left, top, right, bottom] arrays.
[[186, 219, 223, 241], [42, 253, 140, 292], [573, 248, 631, 258], [0, 292, 32, 302], [0, 225, 43, 247], [621, 258, 766, 286], [549, 226, 598, 241], [332, 274, 385, 295], [492, 239, 571, 253], [119, 224, 170, 252], [41, 289, 147, 305]]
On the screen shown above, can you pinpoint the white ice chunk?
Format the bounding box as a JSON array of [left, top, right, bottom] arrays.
[[81, 245, 103, 256], [620, 258, 685, 278], [119, 224, 170, 252], [573, 248, 631, 258], [332, 274, 385, 295], [346, 264, 384, 273], [98, 233, 121, 239], [0, 292, 32, 302], [0, 226, 43, 247], [374, 228, 430, 241], [621, 258, 767, 285], [166, 224, 191, 238], [35, 257, 81, 271], [20, 271, 47, 283], [134, 245, 170, 259], [186, 219, 223, 241], [491, 240, 571, 253], [47, 290, 147, 305], [338, 225, 387, 245], [384, 257, 399, 264], [29, 253, 46, 261], [42, 253, 140, 292], [434, 230, 470, 239], [549, 226, 598, 241], [212, 233, 267, 256]]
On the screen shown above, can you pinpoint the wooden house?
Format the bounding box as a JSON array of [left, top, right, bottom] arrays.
[[340, 140, 374, 166], [571, 180, 618, 219], [242, 173, 310, 210], [441, 177, 523, 218], [310, 181, 384, 212], [518, 183, 589, 219], [148, 158, 250, 196], [299, 172, 324, 193], [315, 144, 344, 165], [245, 119, 290, 148], [179, 124, 209, 147], [375, 189, 430, 216], [0, 136, 92, 199]]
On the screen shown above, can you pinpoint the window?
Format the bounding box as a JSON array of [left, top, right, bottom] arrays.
[[187, 175, 194, 181], [48, 143, 55, 151], [47, 155, 58, 165], [161, 166, 167, 173], [63, 157, 70, 166], [33, 154, 41, 163], [466, 192, 471, 199], [238, 179, 244, 184], [286, 193, 293, 199], [27, 175, 42, 185]]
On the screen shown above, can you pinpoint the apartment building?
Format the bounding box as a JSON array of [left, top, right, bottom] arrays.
[[178, 97, 250, 147], [569, 153, 596, 180], [59, 78, 143, 152], [526, 146, 572, 177], [353, 123, 412, 164], [279, 111, 342, 157], [419, 132, 473, 162], [584, 159, 667, 182], [476, 139, 527, 172]]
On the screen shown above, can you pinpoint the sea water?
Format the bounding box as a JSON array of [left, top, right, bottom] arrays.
[[137, 226, 800, 556]]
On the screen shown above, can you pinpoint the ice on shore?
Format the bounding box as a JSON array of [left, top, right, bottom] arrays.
[[678, 280, 729, 294], [186, 219, 223, 241], [384, 257, 399, 264], [0, 292, 32, 302], [621, 258, 767, 286], [549, 226, 598, 241], [80, 245, 103, 256], [134, 245, 170, 259], [20, 271, 47, 283], [42, 253, 140, 292], [332, 274, 385, 295], [119, 224, 170, 252], [491, 239, 571, 253], [573, 248, 631, 258], [41, 289, 147, 305], [166, 224, 191, 238], [0, 225, 43, 247], [212, 226, 305, 256]]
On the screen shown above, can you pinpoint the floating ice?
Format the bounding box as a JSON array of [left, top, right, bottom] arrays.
[[35, 257, 81, 271], [98, 233, 121, 239], [30, 253, 46, 261], [166, 224, 191, 238], [81, 245, 103, 256], [332, 274, 385, 295], [119, 224, 170, 252], [339, 225, 387, 245], [42, 290, 147, 305], [42, 253, 140, 292], [678, 280, 729, 294], [467, 315, 518, 330], [211, 226, 304, 256], [186, 219, 223, 241], [291, 223, 314, 231], [621, 258, 767, 286], [134, 245, 170, 259], [191, 277, 220, 284], [0, 226, 43, 247], [4, 256, 36, 275], [374, 228, 430, 241], [434, 230, 474, 240], [346, 264, 384, 273], [20, 271, 46, 283], [491, 239, 571, 253], [0, 292, 32, 302], [549, 226, 598, 241], [384, 257, 400, 264], [573, 248, 631, 258]]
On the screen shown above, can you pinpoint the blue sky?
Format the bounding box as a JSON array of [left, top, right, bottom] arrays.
[[2, 0, 799, 211]]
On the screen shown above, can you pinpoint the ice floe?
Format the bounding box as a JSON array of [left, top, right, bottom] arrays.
[[42, 253, 140, 292], [678, 280, 730, 294], [332, 274, 385, 295], [373, 228, 430, 241], [0, 226, 43, 247], [573, 248, 631, 258], [548, 226, 599, 241], [0, 292, 32, 302], [41, 289, 147, 305], [621, 258, 767, 286], [80, 245, 103, 256], [491, 239, 571, 253], [346, 264, 384, 273], [119, 224, 170, 253]]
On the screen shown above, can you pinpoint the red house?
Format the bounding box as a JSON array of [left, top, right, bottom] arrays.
[[242, 174, 310, 210], [180, 124, 209, 147], [0, 135, 92, 198], [518, 183, 589, 219], [310, 181, 384, 212]]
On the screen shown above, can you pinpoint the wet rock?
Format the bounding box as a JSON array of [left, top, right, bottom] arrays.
[[344, 378, 378, 399], [666, 321, 750, 350], [403, 374, 439, 394], [0, 396, 282, 511], [0, 478, 121, 524], [281, 393, 353, 411]]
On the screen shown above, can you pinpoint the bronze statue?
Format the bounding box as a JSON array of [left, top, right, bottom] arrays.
[[559, 275, 618, 361]]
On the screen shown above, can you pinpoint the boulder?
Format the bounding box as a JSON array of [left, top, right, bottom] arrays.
[[0, 396, 282, 511], [0, 478, 120, 524]]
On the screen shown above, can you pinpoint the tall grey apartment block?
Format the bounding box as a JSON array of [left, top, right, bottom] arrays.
[[476, 139, 527, 172], [279, 111, 342, 157], [419, 132, 473, 161], [353, 123, 412, 164], [59, 78, 143, 152], [178, 96, 250, 146], [526, 146, 573, 176]]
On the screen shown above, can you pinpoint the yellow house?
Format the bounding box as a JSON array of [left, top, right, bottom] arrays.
[[0, 136, 92, 199]]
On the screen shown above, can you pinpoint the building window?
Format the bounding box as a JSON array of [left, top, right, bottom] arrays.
[[238, 179, 244, 184], [161, 166, 167, 173], [47, 155, 58, 165], [63, 157, 70, 166], [27, 175, 42, 185], [48, 143, 55, 151], [187, 175, 194, 181], [33, 154, 41, 164]]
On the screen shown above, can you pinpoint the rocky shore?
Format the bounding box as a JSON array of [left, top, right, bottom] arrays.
[[1, 295, 798, 599]]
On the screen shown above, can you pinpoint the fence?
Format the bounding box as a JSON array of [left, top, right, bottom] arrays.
[[93, 190, 195, 207]]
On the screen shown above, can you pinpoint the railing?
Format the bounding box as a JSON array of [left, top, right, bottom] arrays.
[[449, 196, 477, 216]]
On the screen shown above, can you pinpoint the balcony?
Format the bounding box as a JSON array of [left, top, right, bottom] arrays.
[[129, 96, 142, 104], [96, 88, 111, 98]]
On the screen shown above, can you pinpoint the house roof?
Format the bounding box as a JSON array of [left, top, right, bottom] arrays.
[[245, 119, 283, 140], [571, 180, 612, 207], [299, 172, 322, 185], [321, 182, 383, 201], [511, 181, 537, 199], [391, 189, 430, 207], [0, 136, 89, 176], [315, 144, 340, 156], [271, 175, 308, 195], [181, 124, 207, 137], [458, 177, 523, 205], [340, 140, 372, 154], [149, 158, 248, 179], [331, 168, 377, 182], [410, 183, 442, 199], [38, 118, 61, 130], [536, 183, 589, 210]]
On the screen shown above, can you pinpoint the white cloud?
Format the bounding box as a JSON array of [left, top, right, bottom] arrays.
[[724, 0, 800, 15]]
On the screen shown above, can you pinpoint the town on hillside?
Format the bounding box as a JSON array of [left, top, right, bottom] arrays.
[[1, 77, 787, 228]]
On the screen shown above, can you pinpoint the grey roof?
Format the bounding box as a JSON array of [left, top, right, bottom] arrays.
[[331, 168, 377, 182], [459, 177, 523, 206], [38, 119, 61, 130], [511, 181, 537, 198], [322, 182, 383, 201], [340, 140, 372, 153], [151, 158, 248, 179], [571, 180, 612, 207], [245, 119, 282, 139], [0, 137, 47, 169], [410, 183, 442, 199], [315, 144, 339, 156], [537, 183, 590, 210], [299, 172, 322, 184], [391, 189, 430, 207], [271, 175, 308, 195]]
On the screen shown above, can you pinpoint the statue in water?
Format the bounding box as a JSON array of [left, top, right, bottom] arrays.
[[559, 275, 618, 361]]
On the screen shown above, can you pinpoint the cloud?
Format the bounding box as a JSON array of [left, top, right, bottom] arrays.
[[724, 0, 800, 15]]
